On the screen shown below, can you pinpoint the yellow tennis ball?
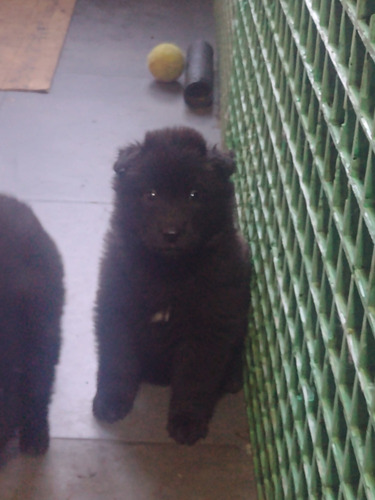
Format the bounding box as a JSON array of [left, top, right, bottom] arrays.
[[147, 43, 185, 82]]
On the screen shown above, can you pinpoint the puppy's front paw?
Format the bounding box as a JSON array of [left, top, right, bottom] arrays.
[[93, 392, 133, 423], [168, 414, 208, 445]]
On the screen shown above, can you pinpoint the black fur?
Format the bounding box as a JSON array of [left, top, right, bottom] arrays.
[[93, 127, 250, 445], [0, 195, 64, 455]]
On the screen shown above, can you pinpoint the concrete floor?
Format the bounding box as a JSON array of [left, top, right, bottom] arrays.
[[0, 0, 257, 498]]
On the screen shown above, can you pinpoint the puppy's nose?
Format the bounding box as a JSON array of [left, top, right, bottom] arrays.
[[163, 228, 180, 243]]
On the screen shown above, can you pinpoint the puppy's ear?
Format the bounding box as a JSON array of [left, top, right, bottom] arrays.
[[206, 147, 236, 180], [113, 143, 142, 176]]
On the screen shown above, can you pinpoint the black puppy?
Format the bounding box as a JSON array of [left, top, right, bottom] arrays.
[[93, 127, 250, 445], [0, 195, 64, 454]]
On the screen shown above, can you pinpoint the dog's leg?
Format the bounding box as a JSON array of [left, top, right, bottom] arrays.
[[19, 321, 60, 455], [93, 306, 141, 422], [93, 252, 142, 423], [168, 340, 232, 445], [19, 388, 50, 455], [93, 343, 140, 422], [0, 374, 21, 450]]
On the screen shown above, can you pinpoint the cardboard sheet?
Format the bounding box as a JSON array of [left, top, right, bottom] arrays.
[[0, 0, 77, 91]]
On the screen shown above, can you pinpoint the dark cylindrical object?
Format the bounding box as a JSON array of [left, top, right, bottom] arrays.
[[184, 41, 214, 108]]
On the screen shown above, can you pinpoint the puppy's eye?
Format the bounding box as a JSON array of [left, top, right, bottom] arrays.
[[189, 190, 199, 200], [143, 189, 157, 201]]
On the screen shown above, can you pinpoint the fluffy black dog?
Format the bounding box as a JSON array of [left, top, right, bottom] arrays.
[[0, 195, 64, 454], [93, 127, 250, 445]]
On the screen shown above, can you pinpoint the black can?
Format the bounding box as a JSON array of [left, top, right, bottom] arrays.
[[184, 41, 214, 108]]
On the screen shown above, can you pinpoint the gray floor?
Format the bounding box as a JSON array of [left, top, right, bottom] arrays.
[[0, 1, 257, 498]]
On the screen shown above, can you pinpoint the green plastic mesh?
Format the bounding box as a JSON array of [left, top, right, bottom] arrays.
[[214, 1, 375, 498]]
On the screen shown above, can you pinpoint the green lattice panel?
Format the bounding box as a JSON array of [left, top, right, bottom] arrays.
[[215, 0, 375, 499]]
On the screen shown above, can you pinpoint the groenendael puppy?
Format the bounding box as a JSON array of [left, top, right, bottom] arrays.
[[93, 127, 250, 445], [0, 195, 64, 454]]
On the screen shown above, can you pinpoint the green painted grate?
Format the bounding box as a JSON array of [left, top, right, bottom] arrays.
[[215, 0, 375, 498]]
